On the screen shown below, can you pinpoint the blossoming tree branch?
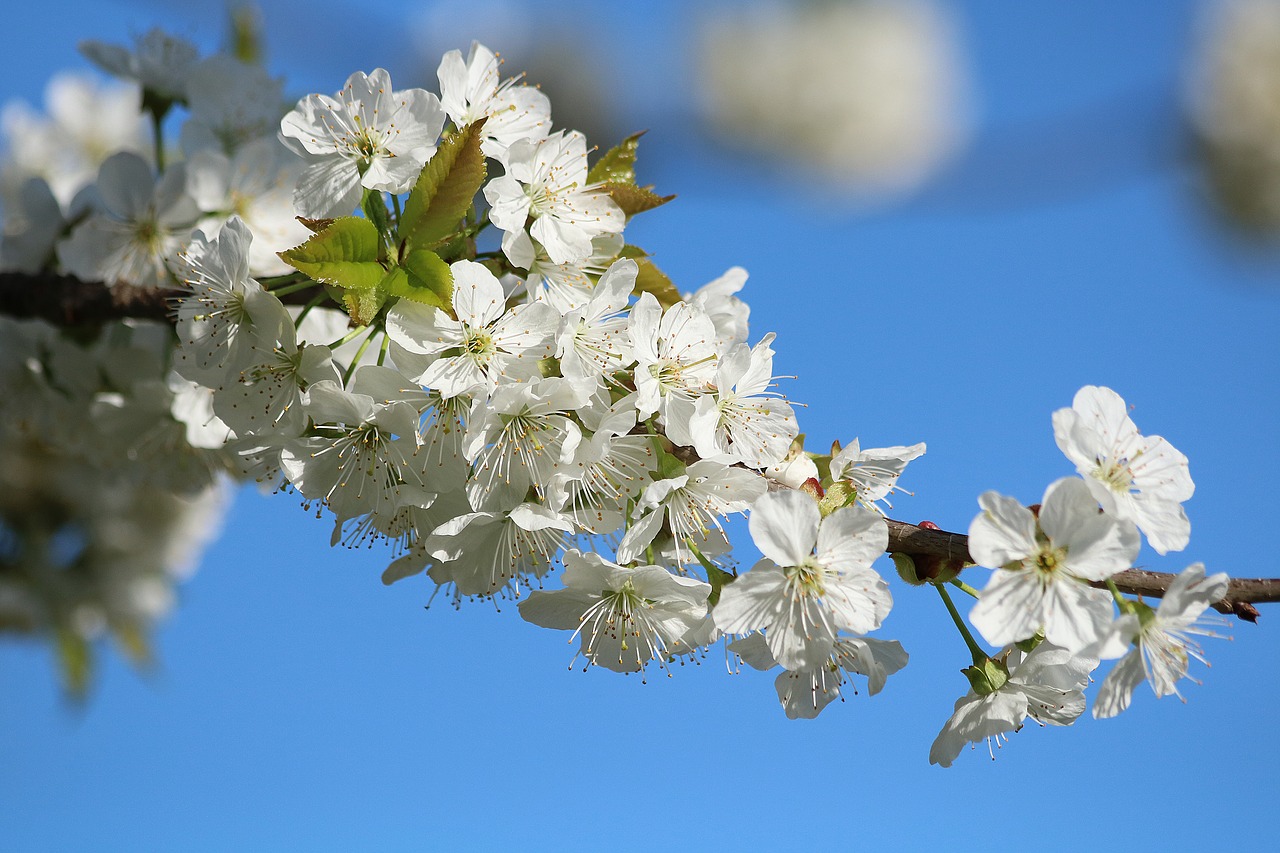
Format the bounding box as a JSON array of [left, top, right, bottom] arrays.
[[3, 28, 1278, 767]]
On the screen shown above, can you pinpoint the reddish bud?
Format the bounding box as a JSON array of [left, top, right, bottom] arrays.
[[800, 478, 825, 500]]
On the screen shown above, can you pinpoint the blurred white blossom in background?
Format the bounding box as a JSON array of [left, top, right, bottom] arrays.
[[696, 0, 971, 200], [1187, 0, 1280, 234]]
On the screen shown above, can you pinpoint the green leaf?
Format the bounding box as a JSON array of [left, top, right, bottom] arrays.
[[296, 216, 336, 234], [277, 217, 386, 293], [603, 182, 674, 218], [587, 131, 646, 185], [113, 622, 153, 666], [385, 248, 453, 311], [620, 245, 681, 308], [399, 119, 488, 250], [361, 188, 392, 240], [55, 627, 92, 698]]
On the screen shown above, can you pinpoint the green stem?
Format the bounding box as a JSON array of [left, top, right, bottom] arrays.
[[685, 537, 718, 575], [150, 109, 166, 172], [260, 271, 306, 288], [1106, 578, 1135, 612], [949, 578, 982, 599], [391, 193, 402, 228], [936, 583, 988, 667], [455, 212, 490, 241], [270, 280, 318, 298], [376, 331, 390, 367], [343, 326, 381, 385], [326, 324, 369, 352]]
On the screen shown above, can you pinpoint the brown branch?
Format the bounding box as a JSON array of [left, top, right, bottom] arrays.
[[0, 270, 319, 327], [5, 270, 1278, 622], [0, 270, 176, 325], [885, 519, 1273, 623]]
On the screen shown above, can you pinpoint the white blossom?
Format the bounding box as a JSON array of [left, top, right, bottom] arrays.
[[484, 130, 625, 267], [713, 490, 891, 670], [617, 459, 766, 566], [731, 631, 908, 719], [437, 41, 551, 163], [968, 477, 1141, 654], [280, 68, 446, 217], [687, 333, 798, 469], [59, 152, 198, 288], [385, 259, 557, 398], [80, 28, 199, 101], [1093, 564, 1230, 718], [1053, 384, 1194, 554], [518, 549, 711, 674], [929, 642, 1096, 767], [829, 439, 927, 513]]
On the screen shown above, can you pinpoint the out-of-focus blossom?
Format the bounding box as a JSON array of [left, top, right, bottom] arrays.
[[697, 0, 970, 199], [1188, 0, 1280, 233]]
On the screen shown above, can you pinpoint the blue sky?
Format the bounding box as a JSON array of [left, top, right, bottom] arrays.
[[2, 1, 1279, 850]]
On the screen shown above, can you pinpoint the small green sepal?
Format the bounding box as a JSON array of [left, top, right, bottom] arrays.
[[818, 480, 858, 516], [962, 656, 1010, 696], [1015, 631, 1045, 654], [892, 553, 927, 586]]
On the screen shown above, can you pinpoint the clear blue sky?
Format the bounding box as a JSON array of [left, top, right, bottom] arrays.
[[2, 2, 1278, 850]]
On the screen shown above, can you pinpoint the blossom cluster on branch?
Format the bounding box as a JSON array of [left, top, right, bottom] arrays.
[[0, 24, 1254, 765]]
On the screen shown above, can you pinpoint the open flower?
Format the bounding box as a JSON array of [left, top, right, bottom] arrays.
[[58, 151, 198, 288], [437, 41, 551, 163], [80, 28, 199, 102], [280, 68, 445, 217], [713, 490, 891, 670], [929, 642, 1096, 767], [518, 549, 710, 674], [385, 259, 557, 398], [1053, 385, 1194, 554], [829, 439, 927, 513], [484, 130, 624, 267], [731, 631, 908, 719], [1092, 563, 1230, 718], [686, 333, 798, 469], [968, 477, 1140, 654]]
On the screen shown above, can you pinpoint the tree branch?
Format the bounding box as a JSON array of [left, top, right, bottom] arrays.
[[885, 519, 1272, 622], [0, 270, 176, 325], [0, 270, 318, 327], [3, 269, 1275, 621]]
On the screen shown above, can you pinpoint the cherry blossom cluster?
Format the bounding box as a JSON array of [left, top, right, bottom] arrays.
[[0, 25, 1233, 761], [926, 385, 1226, 766]]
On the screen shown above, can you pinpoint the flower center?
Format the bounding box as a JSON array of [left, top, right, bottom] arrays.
[[463, 329, 496, 362], [1032, 546, 1067, 576], [786, 557, 827, 597], [1092, 453, 1137, 493]]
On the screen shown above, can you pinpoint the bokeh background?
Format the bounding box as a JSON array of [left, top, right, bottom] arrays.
[[3, 1, 1279, 850]]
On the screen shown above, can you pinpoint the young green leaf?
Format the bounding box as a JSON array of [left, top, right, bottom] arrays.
[[277, 217, 386, 292], [587, 130, 646, 186], [399, 118, 488, 250], [620, 245, 681, 307], [385, 248, 453, 311], [603, 183, 675, 218]]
